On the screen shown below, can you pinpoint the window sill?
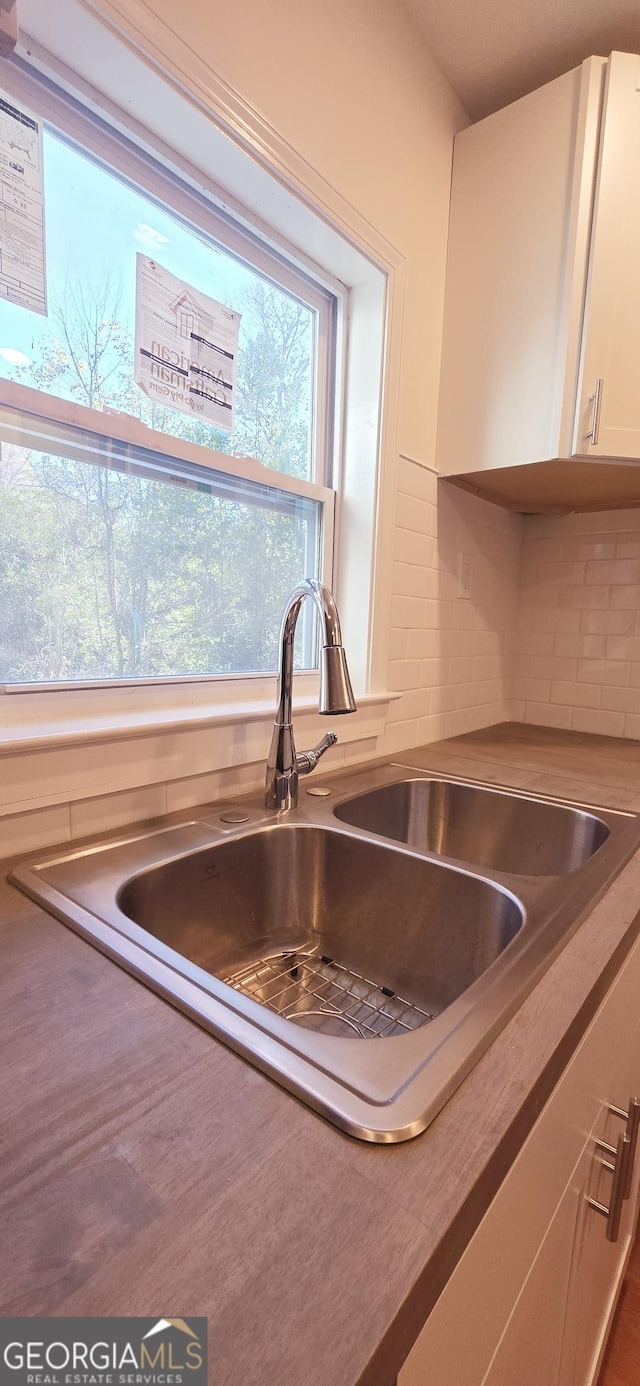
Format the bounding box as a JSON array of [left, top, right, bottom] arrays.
[[0, 689, 398, 757]]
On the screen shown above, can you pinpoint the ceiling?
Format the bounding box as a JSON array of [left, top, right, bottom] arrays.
[[401, 0, 640, 120]]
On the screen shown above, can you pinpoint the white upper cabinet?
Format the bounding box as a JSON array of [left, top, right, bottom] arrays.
[[577, 53, 640, 459], [436, 52, 640, 499]]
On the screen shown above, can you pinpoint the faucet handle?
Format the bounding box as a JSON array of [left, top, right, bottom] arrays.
[[296, 732, 338, 776]]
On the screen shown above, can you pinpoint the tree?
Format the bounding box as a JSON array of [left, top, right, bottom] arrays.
[[23, 276, 131, 408], [0, 274, 314, 681]]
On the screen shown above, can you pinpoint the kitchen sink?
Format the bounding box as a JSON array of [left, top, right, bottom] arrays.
[[118, 824, 522, 1037], [333, 777, 610, 876], [10, 764, 640, 1142]]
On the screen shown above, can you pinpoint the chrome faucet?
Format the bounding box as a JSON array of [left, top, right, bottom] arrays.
[[265, 579, 357, 810]]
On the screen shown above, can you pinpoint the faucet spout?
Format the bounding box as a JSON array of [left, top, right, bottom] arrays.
[[265, 579, 356, 811]]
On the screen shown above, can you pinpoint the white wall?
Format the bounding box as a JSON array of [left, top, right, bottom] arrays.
[[141, 0, 465, 463], [2, 0, 528, 856]]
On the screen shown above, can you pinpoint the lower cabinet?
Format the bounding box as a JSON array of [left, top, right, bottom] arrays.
[[398, 933, 640, 1386]]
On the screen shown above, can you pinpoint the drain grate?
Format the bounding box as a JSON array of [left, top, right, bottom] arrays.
[[223, 947, 435, 1038]]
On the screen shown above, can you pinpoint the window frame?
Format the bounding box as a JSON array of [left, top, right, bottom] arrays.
[[0, 377, 335, 692], [0, 60, 340, 693]]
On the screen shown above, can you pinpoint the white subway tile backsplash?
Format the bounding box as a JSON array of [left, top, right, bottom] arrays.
[[588, 511, 640, 532], [532, 608, 581, 633], [553, 634, 605, 659], [528, 655, 578, 681], [605, 635, 640, 661], [402, 460, 438, 504], [519, 584, 554, 609], [430, 684, 459, 714], [0, 805, 71, 859], [405, 628, 439, 659], [549, 680, 600, 709], [166, 762, 263, 813], [598, 687, 640, 714], [446, 655, 475, 685], [515, 631, 555, 656], [342, 737, 381, 766], [576, 659, 631, 687], [422, 599, 443, 629], [390, 594, 428, 629], [561, 537, 616, 561], [584, 609, 635, 634], [385, 688, 431, 724], [388, 659, 424, 691], [571, 707, 625, 737], [70, 785, 167, 839], [610, 584, 640, 609], [473, 655, 502, 681], [585, 559, 640, 585], [518, 507, 640, 740], [536, 560, 586, 586], [438, 627, 466, 658], [420, 656, 446, 686], [557, 585, 610, 610], [384, 480, 519, 758], [456, 679, 503, 709], [396, 492, 434, 536], [392, 562, 437, 599], [512, 677, 552, 703], [523, 702, 573, 729], [393, 527, 436, 568], [388, 627, 408, 661]]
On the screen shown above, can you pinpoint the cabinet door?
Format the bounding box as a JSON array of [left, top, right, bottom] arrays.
[[560, 1018, 640, 1386], [481, 1140, 593, 1386], [575, 52, 640, 459], [435, 57, 604, 477]]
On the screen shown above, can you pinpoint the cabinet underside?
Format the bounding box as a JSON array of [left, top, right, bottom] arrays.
[[445, 461, 640, 515]]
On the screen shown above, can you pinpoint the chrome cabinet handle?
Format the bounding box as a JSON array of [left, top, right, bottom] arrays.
[[610, 1098, 640, 1198], [585, 377, 603, 445], [588, 1132, 631, 1242]]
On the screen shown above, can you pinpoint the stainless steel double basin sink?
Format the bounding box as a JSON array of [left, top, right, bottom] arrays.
[[11, 761, 640, 1142]]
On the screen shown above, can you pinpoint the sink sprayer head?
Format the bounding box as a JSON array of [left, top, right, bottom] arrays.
[[319, 644, 356, 715]]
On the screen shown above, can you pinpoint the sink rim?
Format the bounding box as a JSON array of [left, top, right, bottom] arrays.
[[9, 763, 640, 1144]]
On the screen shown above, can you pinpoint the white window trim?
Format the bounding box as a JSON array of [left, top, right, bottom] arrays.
[[0, 61, 340, 698], [0, 0, 403, 781]]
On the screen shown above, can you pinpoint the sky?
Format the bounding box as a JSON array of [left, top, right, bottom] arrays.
[[0, 128, 311, 407]]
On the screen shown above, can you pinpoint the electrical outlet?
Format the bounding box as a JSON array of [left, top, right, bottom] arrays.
[[458, 552, 472, 600]]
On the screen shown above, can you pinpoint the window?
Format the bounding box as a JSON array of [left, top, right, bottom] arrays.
[[0, 75, 337, 687]]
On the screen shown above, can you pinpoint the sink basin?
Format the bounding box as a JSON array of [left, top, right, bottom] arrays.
[[334, 778, 609, 876], [10, 769, 639, 1142], [118, 824, 522, 1038]]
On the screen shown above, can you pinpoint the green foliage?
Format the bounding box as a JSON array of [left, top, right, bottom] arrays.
[[0, 278, 317, 682]]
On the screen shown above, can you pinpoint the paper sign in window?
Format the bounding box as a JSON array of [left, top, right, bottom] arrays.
[[0, 90, 46, 316], [134, 254, 241, 431]]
